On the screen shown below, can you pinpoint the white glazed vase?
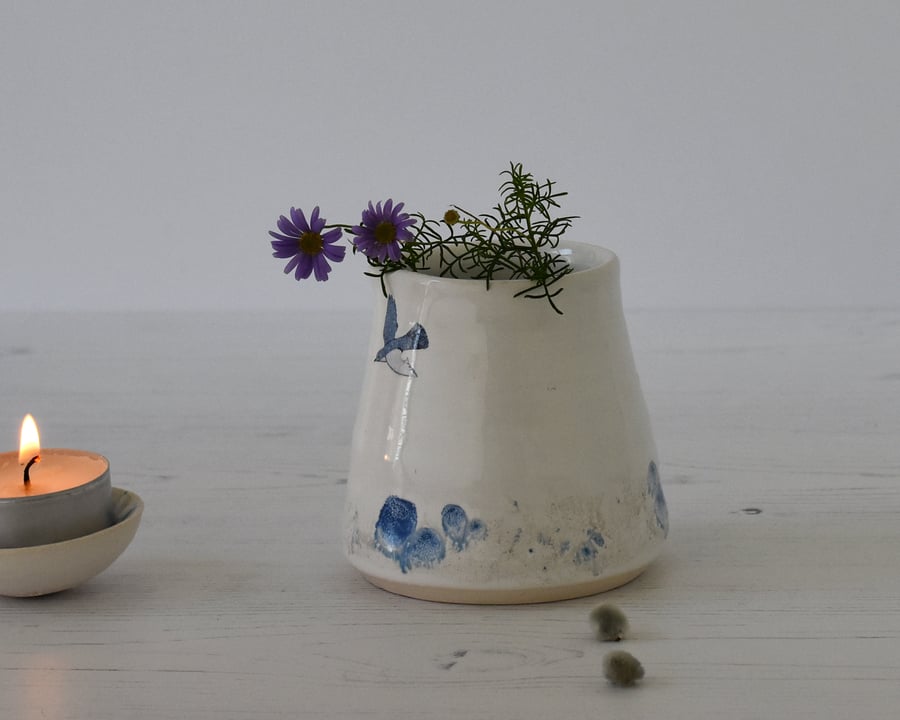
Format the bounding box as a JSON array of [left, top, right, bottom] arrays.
[[343, 241, 667, 603]]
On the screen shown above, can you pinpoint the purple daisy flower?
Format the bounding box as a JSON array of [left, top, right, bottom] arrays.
[[351, 199, 417, 263], [269, 206, 346, 282]]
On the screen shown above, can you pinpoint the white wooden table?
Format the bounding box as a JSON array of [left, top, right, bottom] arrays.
[[0, 308, 897, 719]]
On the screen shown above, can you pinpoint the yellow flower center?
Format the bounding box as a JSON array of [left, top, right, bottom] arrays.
[[299, 231, 323, 255], [374, 221, 397, 246]]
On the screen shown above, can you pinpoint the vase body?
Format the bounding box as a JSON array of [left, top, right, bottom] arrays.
[[343, 241, 667, 603]]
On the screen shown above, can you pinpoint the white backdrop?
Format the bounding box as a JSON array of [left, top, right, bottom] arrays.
[[2, 1, 898, 311]]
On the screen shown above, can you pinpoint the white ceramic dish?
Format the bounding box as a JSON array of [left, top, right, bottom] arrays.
[[0, 487, 143, 597]]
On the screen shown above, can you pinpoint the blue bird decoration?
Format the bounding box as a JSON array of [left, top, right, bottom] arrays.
[[374, 295, 429, 376]]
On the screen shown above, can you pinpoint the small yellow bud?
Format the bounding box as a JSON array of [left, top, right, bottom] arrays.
[[443, 209, 460, 226]]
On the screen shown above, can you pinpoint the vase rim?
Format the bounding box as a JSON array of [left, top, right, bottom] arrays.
[[384, 240, 618, 287]]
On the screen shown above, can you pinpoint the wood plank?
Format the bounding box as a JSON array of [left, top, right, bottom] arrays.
[[0, 309, 897, 719]]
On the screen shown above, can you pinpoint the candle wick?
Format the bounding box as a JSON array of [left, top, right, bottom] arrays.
[[23, 455, 40, 485]]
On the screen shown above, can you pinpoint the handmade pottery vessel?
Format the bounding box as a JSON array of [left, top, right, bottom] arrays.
[[343, 241, 667, 603]]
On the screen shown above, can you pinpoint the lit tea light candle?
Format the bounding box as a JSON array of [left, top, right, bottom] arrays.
[[0, 415, 112, 548]]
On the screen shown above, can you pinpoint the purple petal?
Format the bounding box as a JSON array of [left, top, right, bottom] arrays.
[[271, 239, 299, 255], [321, 227, 342, 244], [322, 243, 346, 262], [312, 254, 331, 281], [283, 255, 301, 274], [383, 198, 393, 217], [269, 230, 298, 243], [295, 253, 313, 280], [352, 235, 374, 252], [290, 207, 310, 234], [386, 242, 402, 262], [308, 206, 327, 233], [277, 215, 300, 236]]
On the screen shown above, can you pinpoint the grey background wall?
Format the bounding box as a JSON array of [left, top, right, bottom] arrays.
[[2, 1, 898, 311]]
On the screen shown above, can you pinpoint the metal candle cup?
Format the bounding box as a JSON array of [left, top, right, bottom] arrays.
[[0, 449, 113, 548]]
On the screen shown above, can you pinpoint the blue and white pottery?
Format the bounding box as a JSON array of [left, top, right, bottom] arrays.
[[343, 241, 667, 603]]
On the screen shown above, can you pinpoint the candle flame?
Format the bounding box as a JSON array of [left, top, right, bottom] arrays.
[[19, 414, 41, 465]]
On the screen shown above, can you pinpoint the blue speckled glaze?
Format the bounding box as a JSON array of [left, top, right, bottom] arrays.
[[373, 496, 485, 572], [374, 496, 417, 558], [467, 518, 487, 542], [571, 528, 607, 570], [574, 541, 598, 564], [441, 504, 469, 550], [400, 528, 446, 572], [647, 461, 669, 536]]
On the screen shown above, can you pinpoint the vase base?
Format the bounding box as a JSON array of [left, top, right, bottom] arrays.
[[360, 564, 650, 605]]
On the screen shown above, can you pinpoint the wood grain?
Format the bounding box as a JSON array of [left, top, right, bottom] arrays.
[[0, 309, 897, 719]]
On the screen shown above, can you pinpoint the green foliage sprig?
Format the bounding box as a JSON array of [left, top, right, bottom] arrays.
[[369, 163, 577, 314]]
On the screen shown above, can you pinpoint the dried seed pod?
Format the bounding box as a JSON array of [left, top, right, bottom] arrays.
[[589, 603, 629, 641], [603, 650, 645, 687]]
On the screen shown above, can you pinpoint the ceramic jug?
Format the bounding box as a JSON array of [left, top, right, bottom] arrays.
[[343, 241, 667, 603]]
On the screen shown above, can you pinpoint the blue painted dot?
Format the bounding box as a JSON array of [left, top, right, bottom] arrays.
[[574, 541, 597, 565], [647, 461, 669, 536], [587, 529, 605, 548], [400, 528, 446, 573], [374, 496, 417, 558], [467, 518, 487, 542], [441, 504, 469, 550]]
